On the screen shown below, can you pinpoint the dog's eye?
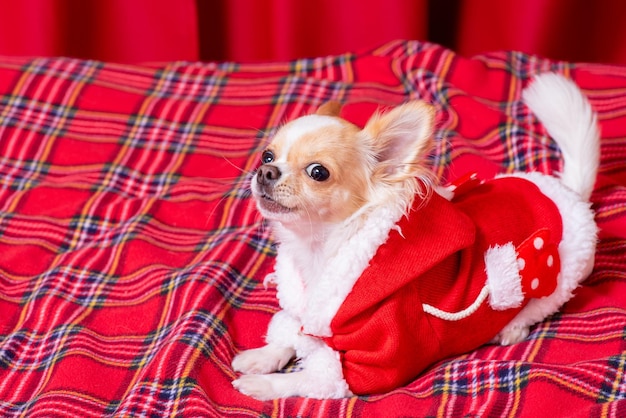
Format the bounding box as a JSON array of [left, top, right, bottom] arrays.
[[306, 163, 330, 181], [261, 150, 274, 164]]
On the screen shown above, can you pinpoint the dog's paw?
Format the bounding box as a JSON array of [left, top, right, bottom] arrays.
[[232, 345, 295, 375], [233, 374, 278, 400], [494, 324, 530, 346]]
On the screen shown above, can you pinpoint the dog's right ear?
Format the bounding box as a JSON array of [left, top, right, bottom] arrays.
[[364, 100, 435, 184], [316, 101, 342, 117]]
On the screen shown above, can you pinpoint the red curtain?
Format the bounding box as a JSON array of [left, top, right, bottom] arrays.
[[1, 0, 626, 64], [0, 0, 198, 63], [456, 0, 626, 65], [208, 0, 427, 62]]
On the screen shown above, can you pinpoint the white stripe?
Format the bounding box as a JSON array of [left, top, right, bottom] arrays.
[[276, 115, 342, 162]]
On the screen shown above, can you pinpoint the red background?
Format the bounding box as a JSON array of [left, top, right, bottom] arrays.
[[1, 0, 626, 64]]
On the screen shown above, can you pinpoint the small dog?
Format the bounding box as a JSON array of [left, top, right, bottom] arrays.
[[232, 73, 599, 399]]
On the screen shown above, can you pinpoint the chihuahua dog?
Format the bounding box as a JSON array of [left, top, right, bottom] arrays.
[[232, 73, 599, 399]]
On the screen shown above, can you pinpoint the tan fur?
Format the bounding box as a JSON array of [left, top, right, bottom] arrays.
[[261, 117, 370, 223], [255, 101, 435, 226], [316, 101, 342, 117]]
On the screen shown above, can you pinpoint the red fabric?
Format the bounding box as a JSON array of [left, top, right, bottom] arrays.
[[326, 177, 563, 395], [2, 0, 626, 64]]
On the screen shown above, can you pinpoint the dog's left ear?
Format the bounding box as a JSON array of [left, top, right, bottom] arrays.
[[363, 101, 434, 182], [316, 101, 342, 117]]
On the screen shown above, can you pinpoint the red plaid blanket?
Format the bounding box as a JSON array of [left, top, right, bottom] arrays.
[[0, 41, 625, 417]]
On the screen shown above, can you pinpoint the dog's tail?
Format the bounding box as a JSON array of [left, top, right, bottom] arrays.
[[522, 73, 600, 201]]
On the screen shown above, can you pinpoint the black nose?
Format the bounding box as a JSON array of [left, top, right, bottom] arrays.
[[257, 164, 281, 186]]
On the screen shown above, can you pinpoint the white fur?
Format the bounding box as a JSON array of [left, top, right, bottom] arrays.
[[522, 73, 600, 201], [232, 310, 352, 399]]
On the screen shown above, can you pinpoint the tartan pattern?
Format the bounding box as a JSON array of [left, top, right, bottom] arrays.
[[0, 41, 625, 416]]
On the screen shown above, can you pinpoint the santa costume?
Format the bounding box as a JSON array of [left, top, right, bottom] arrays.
[[311, 175, 563, 395]]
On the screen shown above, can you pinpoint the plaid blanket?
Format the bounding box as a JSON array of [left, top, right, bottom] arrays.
[[0, 40, 625, 417]]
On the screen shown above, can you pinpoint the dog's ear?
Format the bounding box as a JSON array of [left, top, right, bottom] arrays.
[[316, 101, 342, 117], [363, 101, 434, 182]]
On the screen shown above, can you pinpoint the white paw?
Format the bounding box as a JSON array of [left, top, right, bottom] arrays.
[[233, 371, 351, 400], [232, 345, 295, 375], [495, 324, 530, 346], [232, 374, 277, 400]]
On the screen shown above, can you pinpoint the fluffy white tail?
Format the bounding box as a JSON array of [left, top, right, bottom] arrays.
[[522, 73, 600, 201]]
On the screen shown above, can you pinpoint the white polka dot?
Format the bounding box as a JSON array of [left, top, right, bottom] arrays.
[[547, 255, 554, 267], [534, 237, 544, 250], [517, 257, 526, 270], [531, 278, 540, 290]]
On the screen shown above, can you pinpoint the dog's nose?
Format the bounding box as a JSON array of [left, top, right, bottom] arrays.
[[257, 164, 281, 186]]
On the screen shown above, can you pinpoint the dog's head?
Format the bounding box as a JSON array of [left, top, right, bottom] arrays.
[[252, 100, 435, 227]]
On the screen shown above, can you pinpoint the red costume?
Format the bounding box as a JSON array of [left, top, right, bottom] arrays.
[[321, 176, 563, 395]]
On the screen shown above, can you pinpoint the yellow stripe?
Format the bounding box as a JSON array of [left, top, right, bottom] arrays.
[[436, 364, 452, 417]]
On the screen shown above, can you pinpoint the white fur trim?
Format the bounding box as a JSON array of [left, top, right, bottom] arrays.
[[272, 202, 404, 337], [485, 243, 524, 310], [298, 344, 352, 398], [300, 205, 402, 336], [265, 310, 304, 348], [435, 185, 455, 201]]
